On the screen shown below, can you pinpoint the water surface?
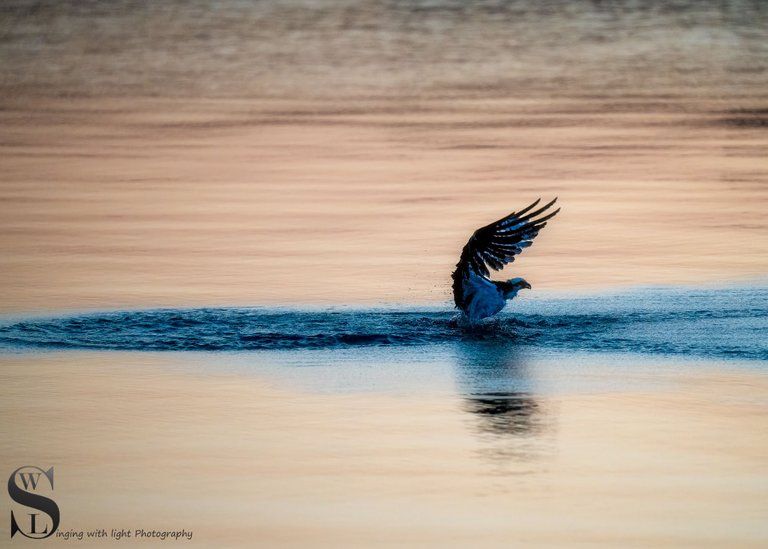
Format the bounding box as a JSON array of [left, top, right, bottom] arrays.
[[1, 2, 767, 546], [2, 287, 766, 360], [2, 0, 766, 99]]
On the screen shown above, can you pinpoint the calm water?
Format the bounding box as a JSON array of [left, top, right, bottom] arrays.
[[1, 0, 767, 99], [1, 1, 767, 312], [0, 349, 765, 547]]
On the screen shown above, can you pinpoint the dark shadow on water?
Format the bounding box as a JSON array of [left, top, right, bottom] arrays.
[[452, 339, 553, 470]]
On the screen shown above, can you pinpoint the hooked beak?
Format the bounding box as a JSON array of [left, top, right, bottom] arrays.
[[523, 282, 532, 290]]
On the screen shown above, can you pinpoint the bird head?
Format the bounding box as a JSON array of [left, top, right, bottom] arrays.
[[500, 277, 531, 299]]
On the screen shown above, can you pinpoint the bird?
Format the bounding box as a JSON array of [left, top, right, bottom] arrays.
[[452, 198, 560, 323]]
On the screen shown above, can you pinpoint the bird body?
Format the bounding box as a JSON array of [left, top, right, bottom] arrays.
[[452, 198, 559, 323], [461, 272, 507, 321]]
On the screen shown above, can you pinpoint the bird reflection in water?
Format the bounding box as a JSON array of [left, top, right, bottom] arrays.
[[464, 391, 541, 438], [453, 338, 552, 470]]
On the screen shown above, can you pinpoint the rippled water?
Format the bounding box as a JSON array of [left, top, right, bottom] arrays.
[[2, 287, 765, 360]]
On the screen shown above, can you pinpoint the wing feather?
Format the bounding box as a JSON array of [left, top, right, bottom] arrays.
[[452, 198, 560, 308]]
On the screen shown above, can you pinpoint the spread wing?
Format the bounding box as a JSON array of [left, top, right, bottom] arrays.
[[454, 197, 560, 280]]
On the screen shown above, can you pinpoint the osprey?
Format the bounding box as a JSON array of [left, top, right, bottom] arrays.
[[452, 198, 560, 322]]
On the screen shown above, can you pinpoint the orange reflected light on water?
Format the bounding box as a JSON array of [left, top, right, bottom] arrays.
[[0, 97, 766, 312]]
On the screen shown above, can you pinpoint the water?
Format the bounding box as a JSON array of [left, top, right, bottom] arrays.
[[2, 286, 765, 360], [2, 3, 767, 546], [2, 4, 767, 313], [1, 0, 766, 99]]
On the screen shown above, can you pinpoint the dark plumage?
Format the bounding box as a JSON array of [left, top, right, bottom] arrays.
[[452, 198, 560, 321]]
